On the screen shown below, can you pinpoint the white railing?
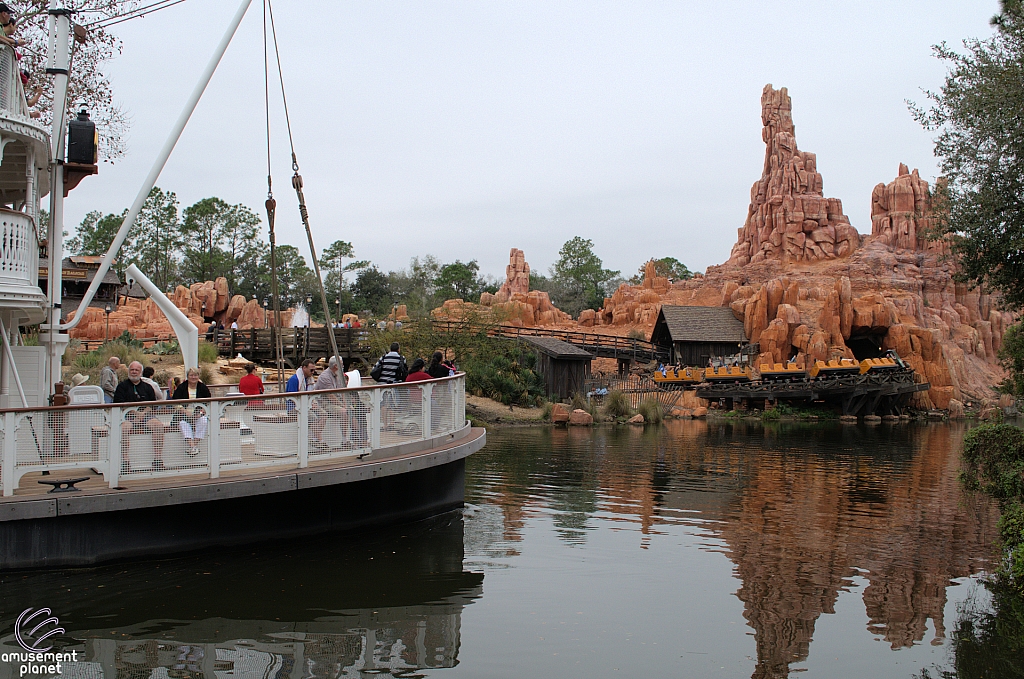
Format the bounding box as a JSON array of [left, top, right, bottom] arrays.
[[0, 208, 39, 287], [0, 374, 467, 496], [0, 44, 30, 118]]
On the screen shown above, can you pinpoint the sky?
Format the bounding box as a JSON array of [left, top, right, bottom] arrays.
[[62, 0, 999, 282]]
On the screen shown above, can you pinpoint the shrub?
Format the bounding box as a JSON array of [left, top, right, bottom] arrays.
[[197, 340, 219, 364], [604, 390, 633, 418], [637, 397, 663, 424], [961, 424, 1024, 501], [113, 330, 143, 349], [627, 328, 646, 341], [541, 401, 554, 421], [199, 366, 214, 384], [145, 340, 181, 355], [570, 392, 588, 411]]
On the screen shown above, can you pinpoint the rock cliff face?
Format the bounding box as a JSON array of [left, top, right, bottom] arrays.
[[68, 276, 297, 341], [728, 85, 861, 266]]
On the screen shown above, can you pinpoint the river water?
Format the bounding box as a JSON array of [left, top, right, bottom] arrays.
[[0, 420, 1007, 678]]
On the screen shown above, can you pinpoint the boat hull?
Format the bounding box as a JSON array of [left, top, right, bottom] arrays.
[[0, 428, 485, 570]]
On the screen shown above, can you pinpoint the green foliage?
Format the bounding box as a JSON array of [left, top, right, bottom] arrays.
[[197, 340, 219, 364], [629, 257, 694, 284], [910, 2, 1024, 309], [435, 260, 485, 301], [114, 330, 143, 349], [68, 211, 124, 273], [464, 346, 546, 407], [999, 323, 1024, 395], [199, 366, 214, 385], [637, 398, 664, 424], [603, 390, 633, 418], [181, 197, 262, 290], [541, 401, 555, 421], [626, 328, 646, 340], [961, 424, 1024, 501], [549, 236, 619, 316], [762, 403, 796, 421], [961, 423, 1024, 590], [144, 340, 181, 355]]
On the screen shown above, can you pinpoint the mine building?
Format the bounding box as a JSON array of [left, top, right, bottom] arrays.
[[650, 305, 749, 366], [519, 336, 594, 400], [38, 255, 122, 319]]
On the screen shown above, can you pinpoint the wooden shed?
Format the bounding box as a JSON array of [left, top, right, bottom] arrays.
[[519, 336, 594, 400], [649, 306, 748, 366]]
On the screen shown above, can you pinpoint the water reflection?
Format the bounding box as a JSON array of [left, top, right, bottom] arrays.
[[0, 513, 482, 679], [468, 421, 1001, 678]]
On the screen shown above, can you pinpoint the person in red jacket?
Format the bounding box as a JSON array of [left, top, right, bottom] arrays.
[[405, 358, 431, 382], [238, 363, 264, 396]]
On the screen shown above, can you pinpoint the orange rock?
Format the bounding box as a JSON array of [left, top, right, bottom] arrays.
[[551, 403, 570, 423], [569, 409, 594, 426]]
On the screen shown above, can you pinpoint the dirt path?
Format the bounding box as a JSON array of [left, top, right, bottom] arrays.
[[466, 395, 548, 425]]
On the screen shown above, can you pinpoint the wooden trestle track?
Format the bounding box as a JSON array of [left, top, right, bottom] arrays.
[[694, 370, 930, 417]]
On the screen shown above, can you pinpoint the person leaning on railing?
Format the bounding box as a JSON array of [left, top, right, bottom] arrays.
[[113, 361, 165, 469]]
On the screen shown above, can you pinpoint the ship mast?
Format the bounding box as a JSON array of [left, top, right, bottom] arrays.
[[41, 0, 71, 397]]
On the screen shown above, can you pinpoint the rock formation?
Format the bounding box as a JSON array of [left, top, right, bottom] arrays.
[[436, 249, 572, 327], [728, 85, 860, 266], [68, 276, 297, 342]]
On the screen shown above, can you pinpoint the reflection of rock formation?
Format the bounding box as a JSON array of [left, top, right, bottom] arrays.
[[717, 424, 1000, 678]]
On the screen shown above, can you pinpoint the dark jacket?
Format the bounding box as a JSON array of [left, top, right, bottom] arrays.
[[426, 362, 449, 379], [171, 381, 212, 400], [113, 379, 158, 403]]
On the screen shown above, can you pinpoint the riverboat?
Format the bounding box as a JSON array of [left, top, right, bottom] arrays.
[[0, 2, 485, 569]]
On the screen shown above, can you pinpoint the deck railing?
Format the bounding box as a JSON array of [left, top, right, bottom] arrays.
[[0, 208, 39, 287], [0, 374, 466, 496], [0, 44, 31, 118]]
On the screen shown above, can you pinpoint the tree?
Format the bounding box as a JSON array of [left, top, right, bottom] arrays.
[[320, 240, 355, 318], [351, 267, 393, 315], [179, 197, 261, 288], [910, 0, 1024, 308], [132, 187, 181, 291], [629, 257, 694, 284], [550, 237, 619, 316], [436, 260, 483, 301], [17, 1, 138, 160], [67, 210, 126, 273]]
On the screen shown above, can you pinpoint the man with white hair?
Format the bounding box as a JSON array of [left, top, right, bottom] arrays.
[[100, 356, 121, 403], [311, 356, 348, 449], [113, 361, 165, 468]]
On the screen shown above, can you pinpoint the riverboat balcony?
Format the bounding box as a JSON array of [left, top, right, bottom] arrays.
[[0, 44, 49, 319], [0, 374, 468, 497]]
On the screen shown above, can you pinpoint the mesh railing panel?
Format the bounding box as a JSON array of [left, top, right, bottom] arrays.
[[0, 376, 467, 493]]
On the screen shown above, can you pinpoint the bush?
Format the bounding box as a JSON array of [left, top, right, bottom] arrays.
[[637, 397, 663, 424], [197, 340, 219, 364], [961, 424, 1024, 591], [961, 424, 1024, 501], [541, 401, 554, 421], [626, 328, 646, 341], [604, 390, 633, 418], [464, 347, 546, 407], [145, 340, 181, 355], [762, 403, 796, 421], [199, 366, 214, 384]]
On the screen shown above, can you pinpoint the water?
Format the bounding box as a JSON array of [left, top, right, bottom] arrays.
[[0, 420, 1007, 678], [291, 303, 309, 328]]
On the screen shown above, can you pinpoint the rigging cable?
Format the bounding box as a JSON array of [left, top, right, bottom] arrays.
[[262, 0, 285, 387], [265, 0, 344, 374], [86, 0, 187, 29]]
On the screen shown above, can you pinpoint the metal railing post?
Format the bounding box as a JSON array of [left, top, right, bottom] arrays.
[[208, 399, 221, 478], [370, 388, 381, 449], [2, 411, 17, 496], [108, 406, 122, 488], [297, 393, 309, 467], [422, 382, 432, 438]]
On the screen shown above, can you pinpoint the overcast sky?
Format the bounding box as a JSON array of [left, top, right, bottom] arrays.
[[63, 0, 998, 282]]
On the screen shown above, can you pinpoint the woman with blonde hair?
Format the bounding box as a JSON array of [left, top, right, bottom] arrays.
[[171, 368, 211, 453]]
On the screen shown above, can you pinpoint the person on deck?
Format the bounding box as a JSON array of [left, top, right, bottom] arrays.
[[171, 368, 211, 453], [113, 361, 165, 467], [100, 356, 121, 403], [426, 351, 451, 379], [141, 366, 166, 401], [286, 359, 316, 393], [374, 343, 407, 384], [405, 358, 431, 382], [238, 363, 264, 396]]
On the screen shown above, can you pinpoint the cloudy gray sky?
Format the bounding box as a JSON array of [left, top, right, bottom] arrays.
[[64, 0, 997, 282]]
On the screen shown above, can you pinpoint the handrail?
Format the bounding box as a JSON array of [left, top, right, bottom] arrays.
[[0, 374, 467, 495]]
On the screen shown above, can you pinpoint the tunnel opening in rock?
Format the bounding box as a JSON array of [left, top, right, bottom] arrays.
[[847, 333, 887, 360]]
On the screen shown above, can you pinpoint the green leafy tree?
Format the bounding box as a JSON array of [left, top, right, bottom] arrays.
[[436, 260, 484, 301], [133, 187, 182, 291], [911, 1, 1024, 308], [267, 244, 314, 308], [67, 210, 126, 274], [319, 240, 356, 318], [629, 257, 694, 284], [352, 267, 393, 316], [179, 198, 260, 287], [550, 236, 619, 316]]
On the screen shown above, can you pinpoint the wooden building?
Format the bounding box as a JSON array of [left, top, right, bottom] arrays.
[[38, 256, 122, 320], [519, 336, 593, 400], [649, 306, 748, 366]]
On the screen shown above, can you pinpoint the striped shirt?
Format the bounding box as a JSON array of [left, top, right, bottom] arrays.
[[376, 352, 406, 384]]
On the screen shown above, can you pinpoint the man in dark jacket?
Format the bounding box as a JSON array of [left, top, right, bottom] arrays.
[[375, 343, 407, 384], [113, 361, 165, 468]]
